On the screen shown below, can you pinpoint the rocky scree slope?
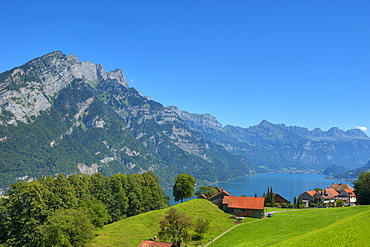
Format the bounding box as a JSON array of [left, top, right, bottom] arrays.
[[0, 52, 253, 189]]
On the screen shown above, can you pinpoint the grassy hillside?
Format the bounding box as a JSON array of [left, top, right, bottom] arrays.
[[91, 199, 257, 246], [211, 206, 370, 247]]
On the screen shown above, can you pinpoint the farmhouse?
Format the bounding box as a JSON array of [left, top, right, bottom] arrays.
[[222, 196, 265, 219], [263, 193, 290, 206], [206, 189, 231, 207], [337, 189, 356, 206]]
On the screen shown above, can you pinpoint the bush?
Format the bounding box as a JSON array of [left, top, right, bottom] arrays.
[[281, 203, 288, 208], [274, 203, 280, 208]]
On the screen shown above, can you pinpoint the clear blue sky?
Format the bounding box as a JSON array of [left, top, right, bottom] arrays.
[[1, 1, 369, 132]]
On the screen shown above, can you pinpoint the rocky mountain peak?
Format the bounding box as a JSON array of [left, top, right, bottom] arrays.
[[0, 51, 128, 125], [168, 106, 223, 129]]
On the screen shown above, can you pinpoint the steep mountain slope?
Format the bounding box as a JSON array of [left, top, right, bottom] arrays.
[[0, 52, 253, 189], [170, 106, 370, 173]]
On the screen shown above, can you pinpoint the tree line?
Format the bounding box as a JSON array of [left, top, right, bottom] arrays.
[[0, 171, 169, 247]]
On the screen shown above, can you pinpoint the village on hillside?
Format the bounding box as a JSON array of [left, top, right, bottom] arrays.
[[138, 182, 357, 247], [198, 182, 356, 219]]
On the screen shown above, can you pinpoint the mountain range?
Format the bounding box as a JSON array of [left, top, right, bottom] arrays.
[[0, 52, 252, 189], [0, 51, 369, 190]]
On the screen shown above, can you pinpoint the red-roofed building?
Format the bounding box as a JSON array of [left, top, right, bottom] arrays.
[[337, 189, 356, 206], [300, 190, 318, 206], [319, 189, 339, 204], [138, 240, 175, 247], [222, 196, 265, 218], [326, 183, 354, 192], [207, 189, 231, 207]]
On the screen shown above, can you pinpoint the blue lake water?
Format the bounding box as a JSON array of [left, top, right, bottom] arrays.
[[165, 173, 352, 205]]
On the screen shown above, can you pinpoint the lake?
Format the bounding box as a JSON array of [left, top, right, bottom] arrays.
[[165, 173, 352, 205]]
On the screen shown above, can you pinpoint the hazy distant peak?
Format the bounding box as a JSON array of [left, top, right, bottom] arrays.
[[168, 106, 223, 129]]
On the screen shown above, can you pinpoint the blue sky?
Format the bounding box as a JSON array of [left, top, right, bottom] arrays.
[[1, 1, 369, 132]]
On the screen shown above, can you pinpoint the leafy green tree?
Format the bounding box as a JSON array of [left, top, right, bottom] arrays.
[[336, 199, 345, 207], [40, 209, 95, 247], [79, 198, 110, 228], [195, 186, 218, 198], [158, 208, 192, 246], [3, 181, 50, 246], [354, 171, 370, 205], [297, 195, 304, 208], [173, 174, 196, 203], [194, 218, 210, 240]]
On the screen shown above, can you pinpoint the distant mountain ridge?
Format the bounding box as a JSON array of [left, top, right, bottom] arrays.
[[169, 106, 370, 172], [0, 52, 253, 189]]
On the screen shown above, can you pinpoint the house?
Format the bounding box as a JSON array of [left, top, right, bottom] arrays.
[[138, 240, 175, 247], [337, 189, 356, 206], [300, 190, 318, 206], [326, 183, 354, 192], [263, 193, 290, 206], [222, 196, 265, 219], [319, 189, 339, 204], [207, 189, 231, 207]]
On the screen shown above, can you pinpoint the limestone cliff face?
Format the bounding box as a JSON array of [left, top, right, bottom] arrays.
[[0, 51, 127, 125]]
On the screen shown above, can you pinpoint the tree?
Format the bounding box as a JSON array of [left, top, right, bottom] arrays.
[[194, 218, 210, 240], [353, 171, 370, 205], [336, 199, 345, 207], [195, 186, 218, 198], [158, 208, 192, 246], [40, 209, 95, 247], [265, 187, 275, 207], [173, 174, 196, 203]]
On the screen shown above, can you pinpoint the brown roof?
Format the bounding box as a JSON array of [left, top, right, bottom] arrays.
[[198, 194, 208, 199], [326, 183, 354, 192], [263, 193, 290, 204], [305, 191, 317, 197], [343, 189, 356, 197], [207, 190, 231, 200], [138, 240, 175, 247], [215, 186, 224, 192], [222, 196, 265, 210], [320, 189, 339, 199]]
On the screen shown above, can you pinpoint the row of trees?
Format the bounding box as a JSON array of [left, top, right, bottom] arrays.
[[0, 171, 169, 246]]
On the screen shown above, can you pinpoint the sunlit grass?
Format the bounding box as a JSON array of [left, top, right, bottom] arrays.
[[91, 199, 255, 246], [210, 206, 370, 247]]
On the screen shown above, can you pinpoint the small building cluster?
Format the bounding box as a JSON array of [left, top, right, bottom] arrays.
[[200, 186, 266, 219], [300, 183, 356, 207]]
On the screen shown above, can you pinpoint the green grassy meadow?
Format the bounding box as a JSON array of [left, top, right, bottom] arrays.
[[210, 205, 370, 247], [91, 199, 257, 246]]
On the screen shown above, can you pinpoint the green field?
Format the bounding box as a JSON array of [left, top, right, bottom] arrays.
[[91, 199, 257, 246], [91, 201, 370, 247], [210, 206, 370, 247]]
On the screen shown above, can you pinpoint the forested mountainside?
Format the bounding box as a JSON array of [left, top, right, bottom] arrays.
[[329, 160, 370, 180], [170, 106, 370, 173], [0, 51, 253, 189]]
